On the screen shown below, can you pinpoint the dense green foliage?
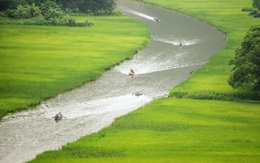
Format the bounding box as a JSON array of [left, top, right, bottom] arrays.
[[253, 0, 260, 10], [74, 0, 115, 15], [4, 3, 41, 19], [228, 24, 260, 95], [0, 16, 150, 119], [1, 1, 95, 26], [250, 0, 260, 17], [0, 0, 119, 26], [0, 0, 116, 15], [0, 0, 26, 11]]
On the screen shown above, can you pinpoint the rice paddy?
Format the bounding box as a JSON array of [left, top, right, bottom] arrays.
[[2, 0, 260, 162], [0, 16, 150, 119]]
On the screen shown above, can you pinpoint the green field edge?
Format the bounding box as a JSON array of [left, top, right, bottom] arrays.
[[0, 50, 145, 118], [0, 47, 150, 121], [141, 0, 260, 102], [0, 16, 151, 121]]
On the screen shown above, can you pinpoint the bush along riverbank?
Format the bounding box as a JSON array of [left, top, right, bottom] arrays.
[[0, 15, 150, 120], [28, 0, 260, 162]]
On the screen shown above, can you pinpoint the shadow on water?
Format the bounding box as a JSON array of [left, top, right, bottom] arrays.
[[0, 0, 226, 162]]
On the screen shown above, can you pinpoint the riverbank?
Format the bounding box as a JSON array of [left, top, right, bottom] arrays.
[[29, 99, 260, 163], [145, 0, 259, 100], [29, 0, 260, 162], [0, 15, 150, 120]]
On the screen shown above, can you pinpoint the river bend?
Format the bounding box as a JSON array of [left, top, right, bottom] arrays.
[[0, 0, 226, 162]]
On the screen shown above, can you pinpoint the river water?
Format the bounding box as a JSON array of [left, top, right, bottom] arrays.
[[0, 0, 226, 162]]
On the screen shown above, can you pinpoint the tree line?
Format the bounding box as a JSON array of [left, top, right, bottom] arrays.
[[253, 0, 260, 10], [228, 24, 260, 98], [229, 0, 260, 98], [243, 0, 260, 18], [0, 0, 116, 15], [0, 0, 117, 26]]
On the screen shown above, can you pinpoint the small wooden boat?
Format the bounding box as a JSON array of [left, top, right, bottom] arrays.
[[133, 91, 142, 96], [53, 112, 63, 121]]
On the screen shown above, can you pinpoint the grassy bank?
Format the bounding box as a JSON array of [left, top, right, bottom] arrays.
[[28, 0, 260, 162], [144, 0, 259, 100], [29, 98, 260, 162], [0, 16, 150, 119]]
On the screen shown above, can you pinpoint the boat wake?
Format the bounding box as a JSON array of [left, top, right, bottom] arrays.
[[41, 94, 152, 119], [115, 50, 207, 75], [152, 36, 200, 46], [119, 6, 156, 21]]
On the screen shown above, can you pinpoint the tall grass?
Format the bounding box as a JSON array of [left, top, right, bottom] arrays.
[[29, 98, 260, 162], [0, 16, 150, 119]]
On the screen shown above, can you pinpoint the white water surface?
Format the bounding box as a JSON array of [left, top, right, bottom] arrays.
[[122, 7, 155, 21]]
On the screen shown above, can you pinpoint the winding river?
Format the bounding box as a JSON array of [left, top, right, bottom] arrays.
[[0, 0, 226, 162]]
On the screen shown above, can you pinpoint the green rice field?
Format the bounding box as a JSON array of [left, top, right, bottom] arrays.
[[29, 98, 260, 162], [0, 16, 150, 119]]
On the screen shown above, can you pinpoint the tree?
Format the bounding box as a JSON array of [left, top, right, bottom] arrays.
[[253, 0, 260, 10], [0, 0, 116, 15], [228, 24, 260, 94], [78, 0, 115, 15], [0, 0, 27, 11], [4, 3, 41, 18]]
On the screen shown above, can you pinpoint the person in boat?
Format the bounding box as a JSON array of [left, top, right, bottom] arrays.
[[53, 112, 63, 120], [154, 17, 160, 22], [132, 91, 142, 96], [129, 68, 134, 79]]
